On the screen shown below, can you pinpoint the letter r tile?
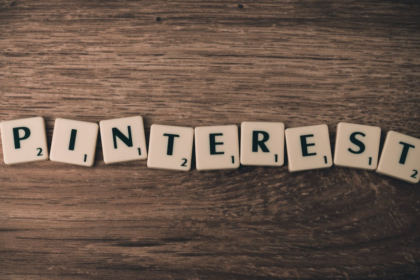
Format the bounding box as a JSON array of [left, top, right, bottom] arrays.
[[240, 121, 285, 166]]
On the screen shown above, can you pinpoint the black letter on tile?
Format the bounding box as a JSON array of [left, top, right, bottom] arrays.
[[210, 133, 224, 155], [163, 133, 179, 155], [13, 127, 31, 149], [69, 129, 77, 150], [252, 131, 270, 152], [348, 132, 366, 154], [300, 134, 316, 157], [112, 126, 133, 149], [399, 141, 415, 164]]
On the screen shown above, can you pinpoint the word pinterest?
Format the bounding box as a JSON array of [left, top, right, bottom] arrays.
[[1, 117, 419, 184]]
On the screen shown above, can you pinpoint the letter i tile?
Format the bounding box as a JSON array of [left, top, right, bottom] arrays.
[[50, 118, 98, 167]]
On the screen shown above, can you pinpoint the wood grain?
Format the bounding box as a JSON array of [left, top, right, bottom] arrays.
[[1, 0, 420, 279]]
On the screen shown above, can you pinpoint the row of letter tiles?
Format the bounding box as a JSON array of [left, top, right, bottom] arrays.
[[0, 117, 419, 183]]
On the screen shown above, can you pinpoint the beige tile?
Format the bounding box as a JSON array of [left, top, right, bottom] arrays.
[[376, 131, 420, 184], [285, 124, 333, 172], [50, 118, 98, 167], [0, 117, 48, 165], [240, 121, 284, 166], [195, 125, 240, 171], [147, 124, 193, 171], [334, 122, 381, 170], [100, 116, 147, 164]]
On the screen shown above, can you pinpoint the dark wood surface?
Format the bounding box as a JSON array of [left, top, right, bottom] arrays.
[[1, 0, 420, 279]]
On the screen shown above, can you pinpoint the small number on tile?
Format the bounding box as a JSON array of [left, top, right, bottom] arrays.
[[84, 154, 87, 162], [181, 158, 187, 167], [412, 170, 418, 178], [231, 156, 234, 164], [324, 156, 327, 164], [369, 157, 372, 165], [37, 148, 43, 156], [274, 154, 278, 162], [138, 148, 141, 155]]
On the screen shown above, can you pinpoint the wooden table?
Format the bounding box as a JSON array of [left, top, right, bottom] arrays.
[[1, 0, 420, 279]]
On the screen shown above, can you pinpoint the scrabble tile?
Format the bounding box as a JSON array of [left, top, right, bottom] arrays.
[[285, 124, 333, 172], [50, 118, 98, 167], [376, 131, 420, 184], [240, 121, 285, 166], [0, 117, 48, 165], [99, 116, 147, 164], [334, 122, 381, 170], [147, 124, 194, 171], [195, 125, 240, 171]]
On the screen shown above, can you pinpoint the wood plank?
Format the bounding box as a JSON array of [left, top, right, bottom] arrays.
[[1, 0, 420, 278]]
